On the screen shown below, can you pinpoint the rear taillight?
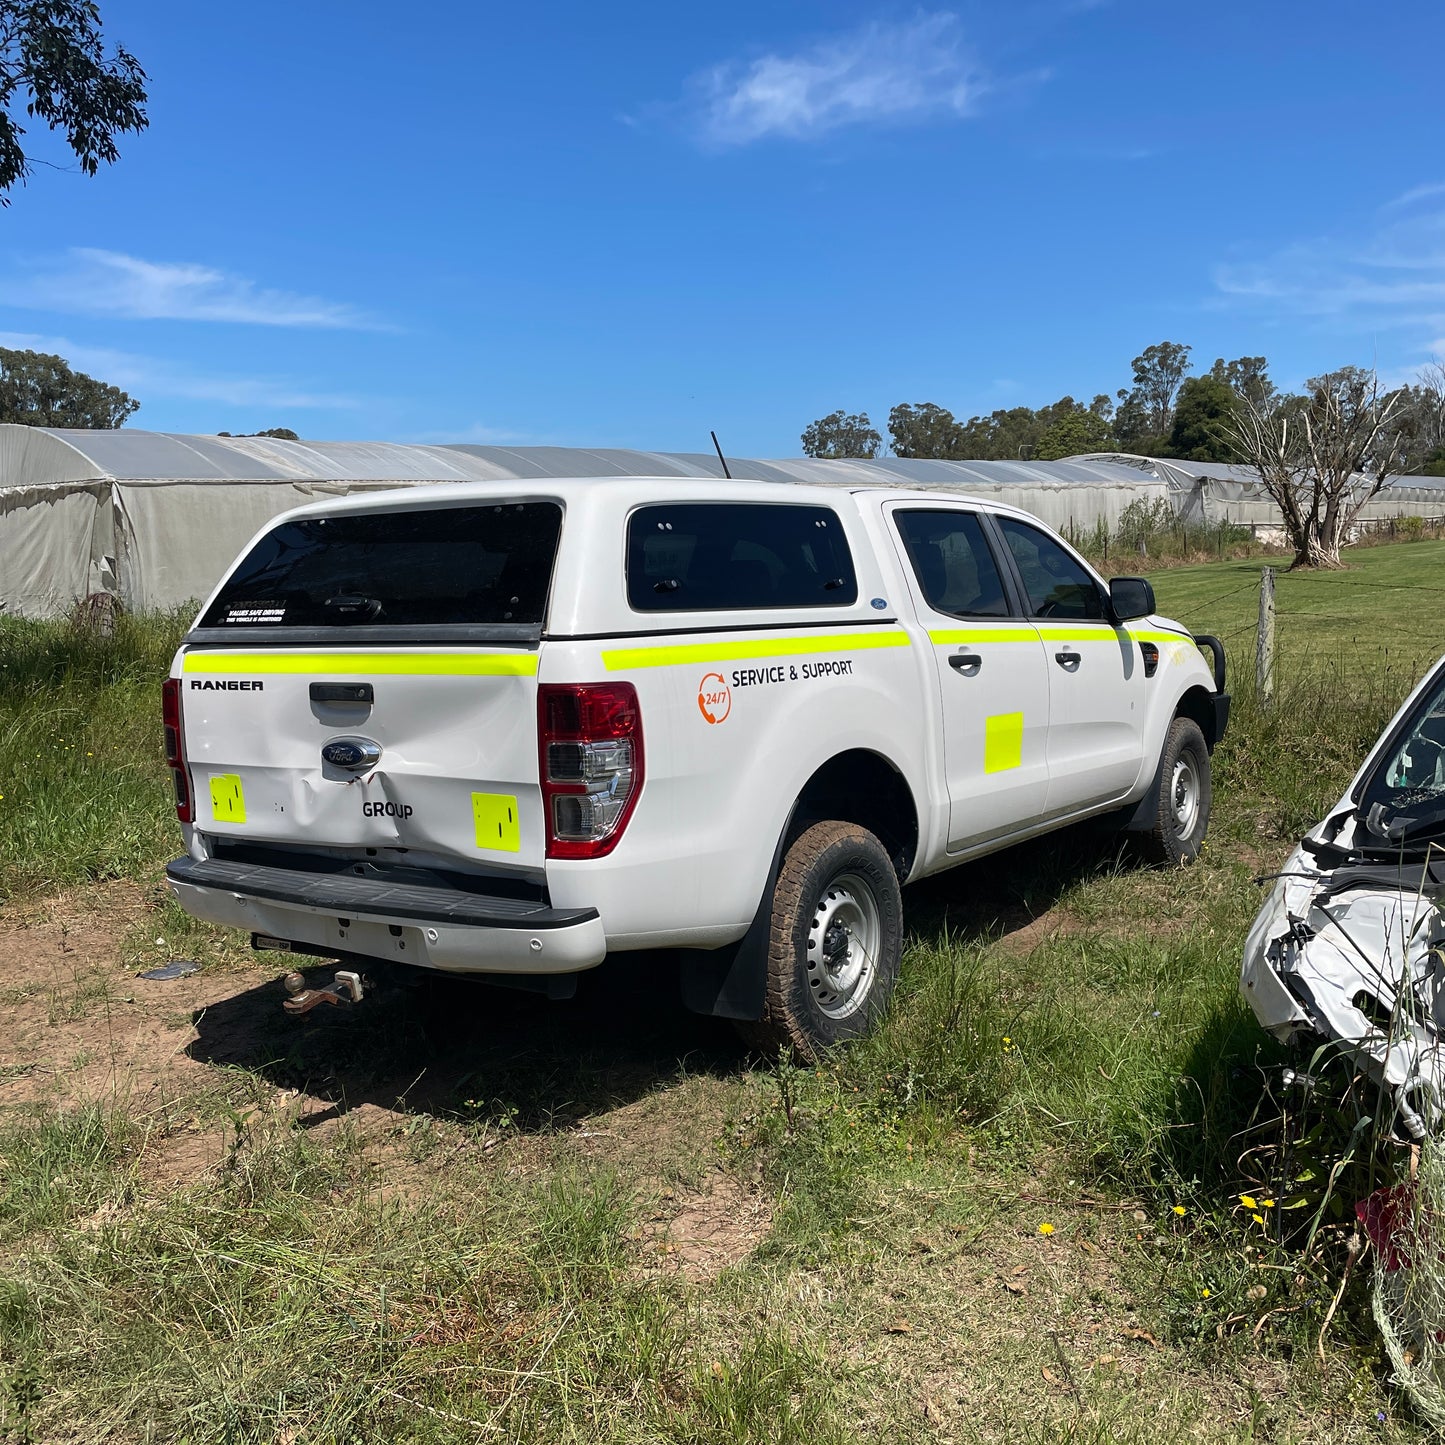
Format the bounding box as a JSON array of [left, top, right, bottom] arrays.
[[161, 677, 193, 823], [538, 683, 643, 859]]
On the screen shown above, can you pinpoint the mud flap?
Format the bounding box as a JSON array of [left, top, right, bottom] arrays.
[[1121, 750, 1165, 833], [677, 818, 792, 1020]]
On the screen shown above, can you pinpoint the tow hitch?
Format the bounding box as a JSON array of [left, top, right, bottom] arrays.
[[282, 968, 364, 1016]]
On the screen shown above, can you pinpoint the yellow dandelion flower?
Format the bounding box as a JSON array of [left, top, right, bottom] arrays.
[[1202, 1288, 1211, 1298], [1240, 1195, 1257, 1210], [1262, 1199, 1275, 1209], [1038, 1222, 1055, 1236], [1172, 1205, 1186, 1216], [1251, 1213, 1264, 1226]]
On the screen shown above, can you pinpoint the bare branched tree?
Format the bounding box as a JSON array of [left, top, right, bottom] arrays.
[[1419, 360, 1445, 461], [1228, 369, 1409, 569]]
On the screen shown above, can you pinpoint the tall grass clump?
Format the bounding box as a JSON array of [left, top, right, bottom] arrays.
[[1213, 658, 1415, 844], [0, 609, 188, 900], [0, 1105, 135, 1242]]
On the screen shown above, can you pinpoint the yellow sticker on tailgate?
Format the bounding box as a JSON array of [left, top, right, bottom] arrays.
[[210, 773, 247, 823], [472, 792, 520, 853]]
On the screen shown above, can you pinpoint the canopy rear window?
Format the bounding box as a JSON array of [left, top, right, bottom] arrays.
[[627, 503, 857, 612], [199, 503, 562, 629]]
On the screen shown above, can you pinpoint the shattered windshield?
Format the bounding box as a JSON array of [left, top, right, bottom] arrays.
[[1357, 664, 1445, 842]]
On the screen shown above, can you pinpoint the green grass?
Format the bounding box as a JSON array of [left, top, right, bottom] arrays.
[[1148, 538, 1445, 691], [3, 543, 1445, 1440], [0, 610, 188, 901]]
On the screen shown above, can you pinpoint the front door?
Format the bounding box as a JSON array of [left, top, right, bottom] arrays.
[[992, 516, 1146, 817], [888, 506, 1052, 850]]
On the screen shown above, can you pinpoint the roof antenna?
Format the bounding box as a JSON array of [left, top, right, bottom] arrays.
[[710, 430, 732, 480]]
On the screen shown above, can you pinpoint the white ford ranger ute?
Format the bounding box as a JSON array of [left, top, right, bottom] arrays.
[[162, 478, 1229, 1054]]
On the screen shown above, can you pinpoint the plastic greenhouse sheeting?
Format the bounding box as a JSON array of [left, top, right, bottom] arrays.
[[2, 426, 1439, 618]]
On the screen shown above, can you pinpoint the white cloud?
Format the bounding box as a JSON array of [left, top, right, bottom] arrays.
[[694, 14, 985, 146], [1383, 182, 1445, 211], [1212, 187, 1445, 366], [0, 331, 360, 410], [2, 249, 383, 329]]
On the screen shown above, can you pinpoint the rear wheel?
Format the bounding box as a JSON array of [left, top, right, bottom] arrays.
[[737, 821, 903, 1060], [1140, 716, 1211, 866]]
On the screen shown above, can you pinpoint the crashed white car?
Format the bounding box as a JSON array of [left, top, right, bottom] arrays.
[[1243, 658, 1445, 1138]]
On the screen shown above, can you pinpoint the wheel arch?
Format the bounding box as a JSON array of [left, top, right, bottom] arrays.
[[677, 747, 919, 1021], [1176, 683, 1223, 752], [784, 748, 920, 881]]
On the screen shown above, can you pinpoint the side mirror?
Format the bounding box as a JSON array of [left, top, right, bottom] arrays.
[[1109, 576, 1155, 623]]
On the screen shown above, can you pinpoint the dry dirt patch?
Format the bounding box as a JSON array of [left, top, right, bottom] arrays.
[[639, 1169, 773, 1284]]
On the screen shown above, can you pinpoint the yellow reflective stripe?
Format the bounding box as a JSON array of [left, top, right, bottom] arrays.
[[601, 629, 909, 672], [182, 651, 539, 676], [928, 628, 1039, 645], [928, 625, 1194, 645], [1035, 625, 1130, 642], [1127, 628, 1193, 644]]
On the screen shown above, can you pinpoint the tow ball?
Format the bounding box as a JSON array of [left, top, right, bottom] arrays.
[[282, 968, 364, 1016]]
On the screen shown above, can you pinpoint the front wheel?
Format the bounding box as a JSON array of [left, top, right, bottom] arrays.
[[737, 821, 903, 1060], [1139, 716, 1211, 866]]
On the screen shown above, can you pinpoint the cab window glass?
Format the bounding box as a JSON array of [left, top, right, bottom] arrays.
[[997, 518, 1104, 620], [627, 503, 857, 611], [894, 510, 1009, 617]]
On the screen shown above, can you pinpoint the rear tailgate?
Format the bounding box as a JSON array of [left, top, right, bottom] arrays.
[[175, 498, 561, 874], [180, 648, 543, 868]]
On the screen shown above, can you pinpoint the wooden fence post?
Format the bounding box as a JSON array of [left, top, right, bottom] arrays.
[[1257, 567, 1276, 709]]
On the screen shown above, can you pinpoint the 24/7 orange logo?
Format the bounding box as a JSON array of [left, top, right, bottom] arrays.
[[698, 671, 731, 724]]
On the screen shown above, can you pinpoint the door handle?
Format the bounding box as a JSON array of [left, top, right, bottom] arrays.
[[949, 652, 983, 677], [1054, 650, 1081, 672]]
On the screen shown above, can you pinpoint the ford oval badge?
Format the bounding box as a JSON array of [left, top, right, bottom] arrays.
[[322, 736, 382, 771]]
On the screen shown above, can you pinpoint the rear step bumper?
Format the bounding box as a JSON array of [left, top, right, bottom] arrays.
[[165, 856, 606, 974]]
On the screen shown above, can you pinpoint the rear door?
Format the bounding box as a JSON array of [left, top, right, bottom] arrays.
[[178, 501, 559, 872], [991, 514, 1146, 816], [888, 505, 1052, 850]]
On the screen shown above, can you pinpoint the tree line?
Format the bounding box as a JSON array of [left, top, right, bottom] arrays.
[[0, 347, 295, 437], [802, 342, 1445, 478]]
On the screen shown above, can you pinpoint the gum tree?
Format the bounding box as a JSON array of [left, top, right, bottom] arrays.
[[0, 1, 148, 203], [0, 346, 138, 426], [800, 410, 881, 459]]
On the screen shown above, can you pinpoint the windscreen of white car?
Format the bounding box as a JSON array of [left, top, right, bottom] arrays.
[[197, 503, 563, 632], [1356, 666, 1445, 844], [626, 503, 857, 611]]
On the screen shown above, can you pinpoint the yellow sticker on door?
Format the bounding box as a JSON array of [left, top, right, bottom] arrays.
[[472, 792, 521, 852], [984, 713, 1024, 774], [210, 773, 247, 823]]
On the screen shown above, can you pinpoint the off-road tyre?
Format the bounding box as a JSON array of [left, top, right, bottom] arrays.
[[736, 821, 903, 1061], [1139, 716, 1211, 866]]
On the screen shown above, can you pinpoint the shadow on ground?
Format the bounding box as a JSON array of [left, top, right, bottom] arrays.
[[187, 820, 1149, 1133], [188, 950, 747, 1132], [904, 817, 1139, 944]]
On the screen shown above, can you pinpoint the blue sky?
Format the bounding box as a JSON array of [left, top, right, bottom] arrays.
[[2, 0, 1442, 454]]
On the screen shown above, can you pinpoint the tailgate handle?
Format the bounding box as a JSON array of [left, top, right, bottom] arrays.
[[310, 682, 374, 704]]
